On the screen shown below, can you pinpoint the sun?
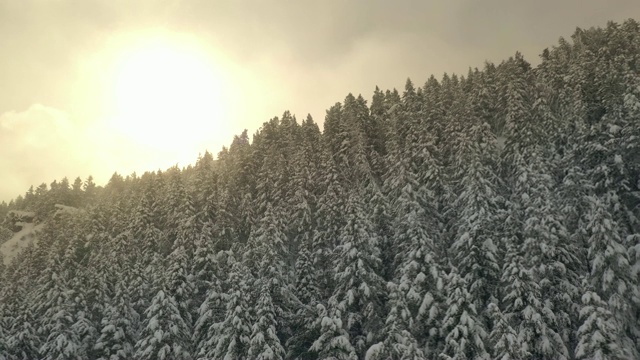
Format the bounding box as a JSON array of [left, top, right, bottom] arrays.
[[108, 33, 227, 153]]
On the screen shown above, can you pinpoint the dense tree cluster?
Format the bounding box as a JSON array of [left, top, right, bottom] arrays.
[[1, 19, 640, 359]]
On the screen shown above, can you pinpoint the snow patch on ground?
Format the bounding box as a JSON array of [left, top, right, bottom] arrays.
[[0, 221, 42, 265], [8, 210, 35, 217]]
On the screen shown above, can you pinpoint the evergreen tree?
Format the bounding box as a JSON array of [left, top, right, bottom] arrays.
[[209, 261, 254, 359], [310, 304, 357, 360], [5, 303, 41, 359], [449, 104, 502, 322], [0, 312, 6, 360], [439, 270, 489, 359], [575, 289, 627, 359], [368, 281, 425, 360], [192, 258, 226, 359], [383, 146, 444, 355], [94, 279, 138, 360], [133, 288, 191, 360], [248, 282, 286, 360], [488, 303, 529, 360], [328, 192, 386, 357], [35, 267, 84, 360], [582, 193, 638, 357]]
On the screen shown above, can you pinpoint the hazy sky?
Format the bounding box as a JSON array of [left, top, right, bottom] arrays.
[[1, 0, 638, 202]]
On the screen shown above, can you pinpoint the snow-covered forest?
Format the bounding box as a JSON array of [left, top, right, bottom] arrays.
[[1, 19, 640, 360]]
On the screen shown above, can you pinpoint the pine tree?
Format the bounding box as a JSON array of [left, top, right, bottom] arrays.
[[35, 267, 84, 360], [192, 260, 226, 359], [209, 261, 254, 359], [5, 303, 41, 359], [245, 201, 296, 344], [497, 56, 574, 359], [287, 240, 321, 359], [165, 244, 195, 339], [582, 193, 638, 357], [248, 281, 286, 360], [439, 270, 490, 359], [310, 304, 357, 360], [575, 289, 627, 359], [94, 279, 138, 360], [488, 303, 529, 360], [449, 104, 502, 322], [368, 281, 425, 360], [133, 288, 191, 360], [0, 307, 8, 360], [329, 191, 386, 357], [312, 147, 346, 299], [383, 149, 444, 355]]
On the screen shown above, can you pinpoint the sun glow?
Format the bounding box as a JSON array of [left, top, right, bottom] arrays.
[[107, 32, 228, 155]]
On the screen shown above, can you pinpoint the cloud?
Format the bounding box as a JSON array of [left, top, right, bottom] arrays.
[[0, 103, 196, 202], [0, 105, 91, 201], [1, 0, 639, 201]]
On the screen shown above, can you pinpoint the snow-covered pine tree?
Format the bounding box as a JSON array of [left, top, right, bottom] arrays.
[[248, 281, 286, 360], [245, 201, 296, 345], [310, 304, 357, 360], [0, 307, 7, 360], [575, 288, 627, 359], [133, 287, 191, 360], [192, 251, 226, 359], [497, 54, 571, 359], [287, 239, 322, 359], [328, 190, 386, 357], [35, 266, 84, 359], [367, 281, 425, 360], [165, 243, 196, 341], [488, 302, 529, 360], [5, 302, 41, 359], [449, 86, 502, 330], [309, 142, 347, 304], [439, 269, 490, 359], [94, 279, 138, 360], [209, 260, 254, 359], [581, 193, 638, 357], [382, 140, 444, 356]]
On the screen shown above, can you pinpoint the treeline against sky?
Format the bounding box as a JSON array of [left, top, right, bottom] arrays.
[[1, 19, 640, 360]]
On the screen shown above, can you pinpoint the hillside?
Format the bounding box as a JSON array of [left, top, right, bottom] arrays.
[[1, 19, 640, 359]]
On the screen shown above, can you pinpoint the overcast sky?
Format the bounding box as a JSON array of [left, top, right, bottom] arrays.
[[1, 0, 638, 202]]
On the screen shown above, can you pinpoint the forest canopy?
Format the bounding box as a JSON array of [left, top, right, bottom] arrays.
[[1, 19, 640, 360]]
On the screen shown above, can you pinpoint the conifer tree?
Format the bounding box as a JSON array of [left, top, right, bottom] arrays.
[[94, 280, 138, 360], [449, 103, 502, 321], [488, 303, 529, 360], [310, 304, 357, 360], [328, 191, 386, 357], [209, 261, 254, 359], [368, 282, 425, 360], [35, 267, 84, 360], [575, 289, 627, 359], [497, 56, 571, 359], [248, 282, 286, 360], [439, 270, 489, 360], [133, 288, 191, 360], [582, 193, 638, 357], [383, 136, 444, 355], [5, 302, 41, 359]]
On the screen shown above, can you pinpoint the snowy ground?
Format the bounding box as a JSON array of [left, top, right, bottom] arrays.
[[0, 221, 41, 265]]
